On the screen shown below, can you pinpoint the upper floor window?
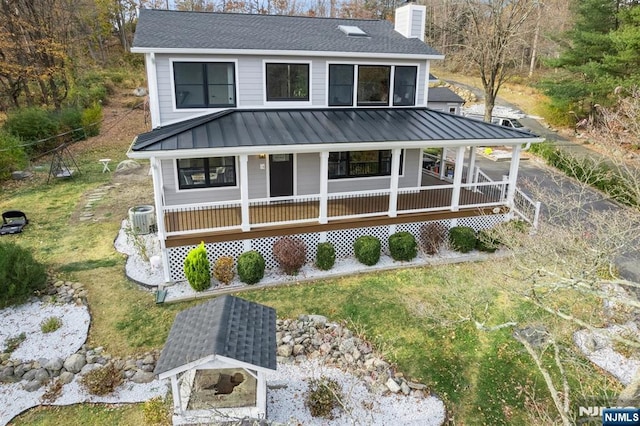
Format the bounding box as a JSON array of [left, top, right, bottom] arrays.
[[329, 64, 354, 106], [173, 62, 236, 109], [357, 66, 391, 106], [393, 66, 417, 106], [328, 150, 403, 179], [266, 63, 309, 101], [177, 157, 236, 189]]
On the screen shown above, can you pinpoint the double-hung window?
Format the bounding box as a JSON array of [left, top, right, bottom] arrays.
[[177, 157, 236, 189], [393, 66, 417, 106], [328, 150, 403, 179], [328, 64, 354, 106], [173, 62, 236, 108], [266, 63, 309, 101]]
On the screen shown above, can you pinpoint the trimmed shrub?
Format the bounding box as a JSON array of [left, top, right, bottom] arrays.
[[0, 131, 27, 180], [388, 231, 417, 261], [273, 236, 307, 275], [305, 376, 343, 419], [213, 256, 235, 285], [183, 242, 211, 292], [354, 235, 381, 266], [315, 242, 336, 271], [80, 363, 123, 396], [0, 241, 47, 308], [419, 222, 447, 255], [81, 102, 103, 137], [476, 229, 500, 253], [237, 250, 265, 285], [448, 226, 477, 253]]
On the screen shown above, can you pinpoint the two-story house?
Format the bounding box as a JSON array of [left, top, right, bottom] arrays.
[[128, 5, 542, 284]]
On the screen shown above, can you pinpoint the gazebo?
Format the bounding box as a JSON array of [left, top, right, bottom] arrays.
[[154, 295, 276, 425]]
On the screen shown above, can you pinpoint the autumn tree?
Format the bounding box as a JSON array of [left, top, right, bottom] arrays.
[[0, 0, 76, 109]]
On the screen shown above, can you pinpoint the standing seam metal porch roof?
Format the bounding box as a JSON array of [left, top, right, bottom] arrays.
[[154, 295, 276, 376], [132, 108, 539, 153]]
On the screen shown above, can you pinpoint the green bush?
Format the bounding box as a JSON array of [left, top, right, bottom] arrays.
[[80, 363, 123, 396], [4, 107, 59, 152], [273, 236, 307, 275], [315, 242, 336, 271], [0, 131, 27, 180], [183, 242, 211, 292], [448, 226, 477, 253], [354, 235, 381, 266], [388, 231, 417, 261], [56, 107, 84, 141], [0, 241, 47, 308], [81, 102, 103, 137], [305, 376, 343, 419], [476, 229, 500, 253], [143, 396, 171, 425], [237, 250, 265, 285], [419, 222, 447, 255]]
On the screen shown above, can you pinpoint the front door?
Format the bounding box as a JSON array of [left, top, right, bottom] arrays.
[[269, 154, 294, 197]]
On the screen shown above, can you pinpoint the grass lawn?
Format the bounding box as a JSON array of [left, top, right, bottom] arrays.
[[2, 102, 621, 425]]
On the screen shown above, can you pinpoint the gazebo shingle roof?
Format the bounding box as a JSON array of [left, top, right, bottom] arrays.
[[154, 295, 276, 376]]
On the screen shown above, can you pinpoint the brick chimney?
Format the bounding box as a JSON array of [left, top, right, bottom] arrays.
[[394, 2, 426, 42]]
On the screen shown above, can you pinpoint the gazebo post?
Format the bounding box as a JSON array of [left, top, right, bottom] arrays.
[[171, 375, 182, 415]]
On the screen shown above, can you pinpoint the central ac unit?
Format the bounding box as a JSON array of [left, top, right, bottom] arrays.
[[128, 205, 157, 235]]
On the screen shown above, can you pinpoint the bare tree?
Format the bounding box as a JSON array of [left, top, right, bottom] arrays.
[[459, 0, 537, 121]]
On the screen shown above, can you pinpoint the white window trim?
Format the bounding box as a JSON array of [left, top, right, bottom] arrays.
[[169, 58, 239, 114], [263, 59, 313, 106], [173, 157, 240, 193], [325, 61, 421, 108]]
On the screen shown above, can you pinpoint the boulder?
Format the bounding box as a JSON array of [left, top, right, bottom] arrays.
[[64, 354, 86, 374], [44, 357, 64, 372], [59, 371, 75, 385], [131, 371, 155, 384], [385, 378, 401, 393], [34, 368, 50, 383], [277, 345, 293, 357], [23, 379, 42, 392]]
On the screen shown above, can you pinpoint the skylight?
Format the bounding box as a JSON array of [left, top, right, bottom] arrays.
[[338, 25, 368, 37]]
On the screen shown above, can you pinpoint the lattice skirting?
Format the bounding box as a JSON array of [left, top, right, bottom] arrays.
[[166, 214, 507, 282]]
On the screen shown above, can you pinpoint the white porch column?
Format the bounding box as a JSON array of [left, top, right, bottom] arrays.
[[439, 147, 447, 180], [450, 146, 466, 211], [466, 146, 477, 184], [506, 144, 522, 206], [319, 151, 329, 224], [150, 157, 171, 282], [388, 148, 402, 217], [239, 154, 250, 231], [257, 371, 266, 418], [171, 375, 182, 414]]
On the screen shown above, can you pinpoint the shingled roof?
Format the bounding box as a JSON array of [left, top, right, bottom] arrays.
[[154, 295, 276, 378], [427, 87, 465, 104], [132, 9, 442, 57], [130, 108, 540, 155]]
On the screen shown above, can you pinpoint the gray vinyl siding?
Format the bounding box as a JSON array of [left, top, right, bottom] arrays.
[[160, 149, 421, 206], [153, 53, 430, 126], [161, 159, 240, 206], [248, 155, 268, 198], [296, 153, 320, 195], [411, 10, 424, 39]]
